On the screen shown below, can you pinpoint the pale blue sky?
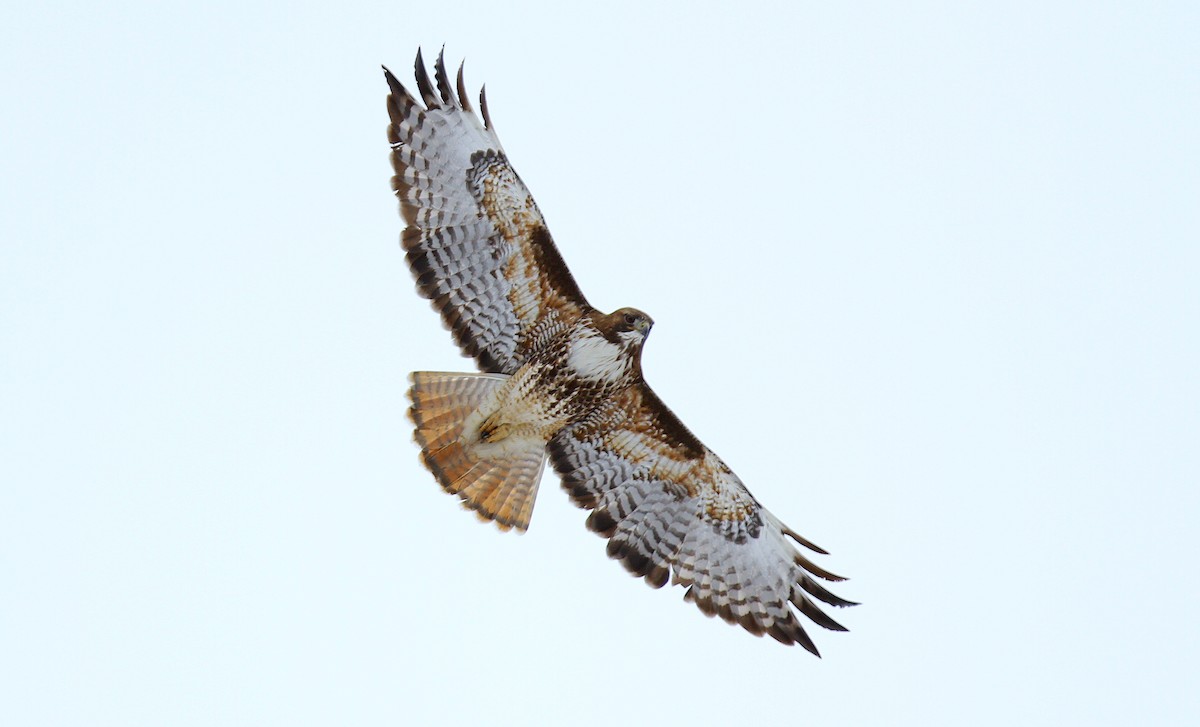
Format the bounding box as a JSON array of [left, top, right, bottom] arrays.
[[2, 2, 1198, 725]]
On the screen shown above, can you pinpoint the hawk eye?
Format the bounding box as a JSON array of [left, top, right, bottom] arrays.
[[623, 313, 637, 327]]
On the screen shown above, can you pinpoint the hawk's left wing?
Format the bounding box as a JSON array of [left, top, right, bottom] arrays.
[[386, 51, 592, 375], [548, 383, 856, 655]]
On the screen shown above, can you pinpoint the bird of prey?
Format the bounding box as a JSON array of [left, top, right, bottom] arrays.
[[385, 50, 855, 655]]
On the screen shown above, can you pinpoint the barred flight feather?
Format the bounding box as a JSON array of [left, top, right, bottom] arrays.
[[385, 49, 590, 376]]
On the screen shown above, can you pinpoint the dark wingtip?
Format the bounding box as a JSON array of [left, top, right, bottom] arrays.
[[434, 45, 455, 105], [382, 65, 406, 96], [781, 523, 830, 554], [796, 596, 850, 632], [586, 509, 617, 537], [799, 573, 860, 609], [793, 626, 822, 657], [480, 84, 492, 129], [413, 47, 438, 107], [456, 60, 474, 114]]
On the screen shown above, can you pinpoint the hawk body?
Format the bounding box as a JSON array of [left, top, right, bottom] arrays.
[[388, 50, 856, 655], [464, 307, 652, 446]]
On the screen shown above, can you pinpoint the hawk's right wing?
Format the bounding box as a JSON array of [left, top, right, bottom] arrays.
[[386, 50, 592, 375], [548, 383, 857, 656]]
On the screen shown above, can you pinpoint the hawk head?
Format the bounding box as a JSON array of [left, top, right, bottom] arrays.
[[600, 307, 653, 349]]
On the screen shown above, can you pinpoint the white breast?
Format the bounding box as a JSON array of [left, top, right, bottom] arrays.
[[565, 331, 627, 383]]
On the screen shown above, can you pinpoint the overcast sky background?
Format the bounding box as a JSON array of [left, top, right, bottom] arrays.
[[3, 2, 1198, 725]]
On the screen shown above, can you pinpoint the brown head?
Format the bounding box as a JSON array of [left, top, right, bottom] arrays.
[[595, 307, 654, 352]]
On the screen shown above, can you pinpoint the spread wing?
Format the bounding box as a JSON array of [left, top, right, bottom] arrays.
[[385, 50, 591, 375], [548, 383, 856, 655]]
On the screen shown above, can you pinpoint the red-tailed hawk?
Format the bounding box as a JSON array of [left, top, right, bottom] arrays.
[[385, 50, 856, 655]]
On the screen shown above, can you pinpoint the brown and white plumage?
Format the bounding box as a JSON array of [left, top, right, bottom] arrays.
[[386, 50, 856, 655], [386, 50, 588, 375]]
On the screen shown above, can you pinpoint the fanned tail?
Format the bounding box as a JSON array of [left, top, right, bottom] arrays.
[[407, 371, 547, 532]]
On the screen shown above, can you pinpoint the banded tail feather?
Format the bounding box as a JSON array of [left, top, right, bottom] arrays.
[[407, 371, 548, 531]]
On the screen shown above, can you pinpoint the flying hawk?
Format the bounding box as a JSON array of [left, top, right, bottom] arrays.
[[385, 50, 856, 655]]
